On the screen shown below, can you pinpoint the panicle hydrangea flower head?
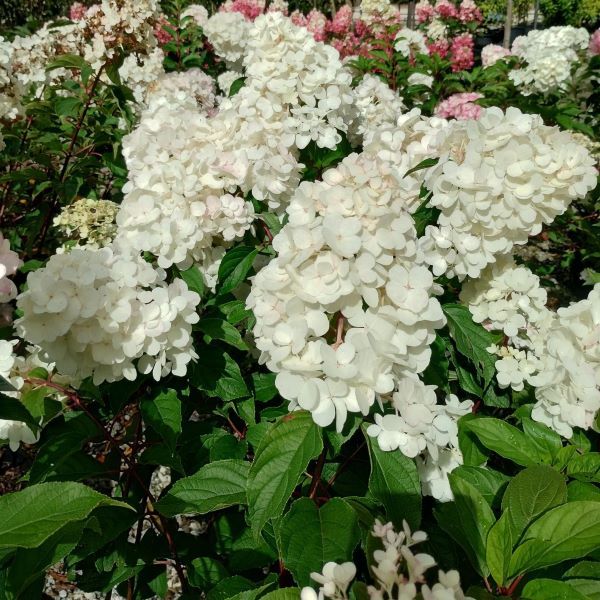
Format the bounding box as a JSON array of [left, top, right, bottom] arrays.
[[416, 0, 436, 23], [16, 245, 200, 384], [509, 26, 590, 95], [53, 198, 119, 249], [419, 106, 598, 280], [220, 0, 266, 21], [449, 33, 474, 71]]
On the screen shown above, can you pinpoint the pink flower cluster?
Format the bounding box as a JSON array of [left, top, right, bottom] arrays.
[[434, 91, 483, 120], [417, 0, 481, 24], [590, 28, 600, 56], [416, 0, 480, 71], [450, 32, 474, 71], [154, 16, 173, 45], [69, 2, 88, 21], [220, 0, 266, 21]]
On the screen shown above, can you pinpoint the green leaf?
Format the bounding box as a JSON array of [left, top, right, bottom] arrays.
[[218, 246, 258, 295], [188, 556, 229, 590], [156, 459, 249, 517], [411, 196, 441, 237], [443, 304, 499, 388], [0, 392, 39, 434], [54, 96, 82, 117], [3, 520, 85, 597], [364, 428, 421, 529], [229, 77, 246, 97], [178, 264, 206, 297], [251, 372, 278, 403], [458, 414, 489, 467], [46, 54, 89, 72], [521, 579, 589, 600], [260, 590, 301, 600], [435, 473, 495, 577], [0, 482, 131, 549], [486, 511, 512, 587], [403, 157, 439, 177], [277, 497, 360, 586], [452, 466, 510, 508], [196, 318, 248, 350], [521, 418, 562, 461], [466, 418, 545, 466], [509, 501, 600, 578], [567, 453, 600, 483], [247, 411, 323, 538], [501, 466, 567, 542], [190, 350, 249, 401], [141, 389, 182, 453], [568, 481, 600, 502]]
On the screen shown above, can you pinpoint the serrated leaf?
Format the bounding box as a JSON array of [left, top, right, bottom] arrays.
[[452, 466, 510, 508], [0, 482, 132, 549], [251, 372, 278, 403], [521, 579, 588, 600], [277, 497, 360, 586], [443, 304, 499, 388], [364, 428, 421, 529], [156, 459, 249, 517], [188, 556, 229, 590], [466, 418, 545, 466], [435, 473, 495, 577], [567, 453, 600, 483], [247, 411, 323, 538], [501, 466, 567, 543], [0, 392, 40, 435], [141, 389, 182, 453], [196, 318, 248, 350], [178, 264, 206, 297], [218, 246, 258, 295], [509, 501, 600, 578], [190, 350, 249, 401], [486, 511, 512, 587]]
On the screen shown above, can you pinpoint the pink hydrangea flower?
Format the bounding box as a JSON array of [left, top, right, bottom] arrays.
[[305, 9, 327, 42], [220, 0, 265, 21], [428, 38, 450, 58], [435, 0, 458, 19], [416, 0, 436, 23], [290, 10, 307, 27], [458, 0, 482, 24], [450, 32, 474, 71], [589, 28, 600, 55], [69, 2, 87, 20], [434, 91, 483, 119], [154, 17, 173, 45], [328, 5, 353, 35]]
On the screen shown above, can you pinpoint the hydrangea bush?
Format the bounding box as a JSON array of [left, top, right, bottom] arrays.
[[0, 1, 599, 599]]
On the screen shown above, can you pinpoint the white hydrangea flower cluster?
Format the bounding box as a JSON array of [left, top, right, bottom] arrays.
[[510, 26, 590, 95], [1, 0, 163, 111], [360, 0, 401, 28], [247, 150, 445, 432], [181, 4, 209, 27], [16, 245, 200, 384], [419, 107, 598, 280], [529, 285, 600, 438], [203, 12, 251, 67], [0, 232, 22, 304], [116, 12, 356, 277], [351, 74, 405, 143], [460, 256, 549, 341], [145, 68, 217, 114], [394, 29, 429, 57], [301, 520, 473, 600], [459, 256, 600, 438], [0, 340, 40, 450], [53, 198, 120, 249]]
